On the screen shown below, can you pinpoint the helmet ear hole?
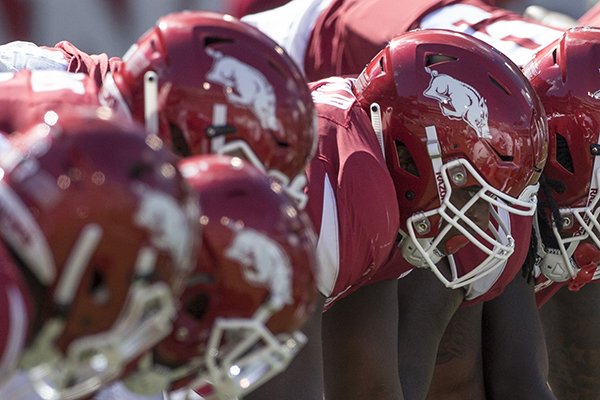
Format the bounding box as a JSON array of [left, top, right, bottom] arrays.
[[395, 140, 419, 177], [90, 268, 111, 305], [555, 133, 574, 173], [169, 122, 192, 157], [488, 74, 512, 96]]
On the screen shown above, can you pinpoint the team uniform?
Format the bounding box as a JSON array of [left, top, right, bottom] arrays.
[[242, 0, 564, 80], [305, 76, 399, 308]]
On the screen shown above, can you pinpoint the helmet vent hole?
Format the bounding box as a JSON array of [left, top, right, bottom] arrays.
[[204, 37, 233, 47], [490, 147, 514, 162], [556, 133, 574, 173], [552, 48, 558, 65], [488, 75, 511, 96], [425, 54, 457, 68], [379, 55, 386, 72], [267, 58, 291, 81], [395, 141, 419, 176]]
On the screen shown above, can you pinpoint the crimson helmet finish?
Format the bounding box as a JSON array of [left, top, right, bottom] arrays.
[[155, 154, 319, 399], [104, 11, 317, 208], [0, 106, 200, 399], [354, 29, 548, 288], [524, 27, 600, 289]]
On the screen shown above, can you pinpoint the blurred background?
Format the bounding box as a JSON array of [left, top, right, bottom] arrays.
[[500, 0, 596, 17], [0, 0, 230, 56], [0, 0, 596, 57]]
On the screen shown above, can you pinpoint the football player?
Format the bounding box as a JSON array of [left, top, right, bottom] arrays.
[[0, 12, 318, 209], [100, 11, 317, 209], [97, 154, 321, 400], [524, 26, 600, 400], [246, 29, 547, 400], [0, 106, 200, 399]]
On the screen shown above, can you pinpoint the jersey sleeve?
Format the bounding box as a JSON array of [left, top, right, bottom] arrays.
[[306, 78, 399, 306]]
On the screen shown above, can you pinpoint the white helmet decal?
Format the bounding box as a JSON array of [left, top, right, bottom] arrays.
[[225, 227, 293, 309], [423, 68, 492, 139], [206, 48, 280, 132], [134, 183, 197, 272]]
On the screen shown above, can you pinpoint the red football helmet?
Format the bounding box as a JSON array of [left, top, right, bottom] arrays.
[[0, 106, 200, 399], [102, 10, 317, 208], [154, 154, 319, 399], [353, 29, 548, 288], [524, 27, 600, 290]]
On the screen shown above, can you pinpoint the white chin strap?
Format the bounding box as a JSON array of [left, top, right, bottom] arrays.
[[536, 163, 600, 283], [401, 158, 538, 289], [533, 210, 578, 283]]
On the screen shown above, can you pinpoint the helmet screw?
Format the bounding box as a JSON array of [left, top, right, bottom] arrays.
[[451, 171, 466, 185], [415, 218, 431, 235], [449, 164, 467, 186]]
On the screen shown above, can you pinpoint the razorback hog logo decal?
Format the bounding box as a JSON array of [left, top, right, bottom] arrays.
[[225, 227, 293, 309], [134, 184, 195, 272], [423, 68, 492, 139], [205, 47, 280, 132]]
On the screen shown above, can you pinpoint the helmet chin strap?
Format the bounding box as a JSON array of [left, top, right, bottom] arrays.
[[533, 212, 575, 282], [144, 71, 159, 136], [399, 233, 444, 268]]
